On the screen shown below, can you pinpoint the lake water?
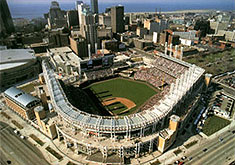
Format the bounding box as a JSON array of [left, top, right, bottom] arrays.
[[8, 1, 235, 19]]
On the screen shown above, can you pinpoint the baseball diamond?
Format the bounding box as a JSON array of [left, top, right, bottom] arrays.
[[84, 78, 158, 115], [42, 52, 205, 162]]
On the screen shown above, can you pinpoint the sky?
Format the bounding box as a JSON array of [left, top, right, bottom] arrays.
[[7, 0, 234, 19], [7, 0, 235, 4]]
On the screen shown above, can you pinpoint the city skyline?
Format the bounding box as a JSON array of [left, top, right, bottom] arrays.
[[7, 0, 235, 20], [1, 0, 235, 164], [8, 0, 235, 4]]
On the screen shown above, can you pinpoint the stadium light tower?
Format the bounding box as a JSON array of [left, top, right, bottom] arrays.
[[88, 44, 91, 59], [170, 44, 173, 57], [165, 42, 168, 55]]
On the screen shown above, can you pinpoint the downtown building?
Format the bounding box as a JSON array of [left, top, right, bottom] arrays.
[[90, 0, 99, 23], [111, 5, 125, 34], [45, 1, 67, 29], [78, 2, 98, 53], [90, 0, 98, 14], [66, 10, 79, 28], [0, 0, 14, 37]]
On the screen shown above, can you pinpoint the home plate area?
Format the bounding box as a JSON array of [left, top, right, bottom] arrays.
[[102, 97, 136, 115]]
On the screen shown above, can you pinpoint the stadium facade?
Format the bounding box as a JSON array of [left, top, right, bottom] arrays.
[[41, 50, 205, 161]]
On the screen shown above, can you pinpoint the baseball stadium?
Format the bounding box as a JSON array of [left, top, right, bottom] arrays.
[[42, 51, 205, 163]]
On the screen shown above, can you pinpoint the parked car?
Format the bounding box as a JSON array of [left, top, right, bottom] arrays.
[[175, 160, 179, 164], [203, 148, 208, 152], [219, 138, 223, 142], [181, 156, 187, 160], [14, 130, 20, 135], [20, 135, 25, 139]]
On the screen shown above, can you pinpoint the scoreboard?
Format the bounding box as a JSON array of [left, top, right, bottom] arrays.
[[81, 54, 114, 71]]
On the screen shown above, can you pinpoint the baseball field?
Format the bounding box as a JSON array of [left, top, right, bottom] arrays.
[[84, 78, 158, 116]]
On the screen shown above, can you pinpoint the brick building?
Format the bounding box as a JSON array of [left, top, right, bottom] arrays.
[[4, 87, 41, 120]]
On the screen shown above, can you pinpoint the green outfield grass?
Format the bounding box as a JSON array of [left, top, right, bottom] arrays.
[[85, 78, 158, 115], [202, 115, 231, 136]]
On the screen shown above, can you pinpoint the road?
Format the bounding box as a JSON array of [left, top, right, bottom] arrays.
[[0, 122, 50, 165], [201, 139, 235, 165], [184, 128, 235, 165]]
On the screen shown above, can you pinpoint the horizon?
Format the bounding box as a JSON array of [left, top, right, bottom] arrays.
[[8, 0, 235, 5], [7, 0, 235, 19]]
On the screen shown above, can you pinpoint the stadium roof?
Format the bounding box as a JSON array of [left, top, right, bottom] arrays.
[[0, 49, 36, 71], [4, 87, 40, 108]]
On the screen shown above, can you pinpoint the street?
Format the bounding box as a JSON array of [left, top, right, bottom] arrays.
[[184, 128, 235, 165], [0, 122, 49, 165]]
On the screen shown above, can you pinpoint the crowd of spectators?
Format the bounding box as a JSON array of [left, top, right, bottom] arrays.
[[86, 69, 113, 80], [134, 57, 188, 112], [140, 86, 171, 111], [153, 56, 187, 78], [134, 56, 188, 89], [134, 68, 175, 88]]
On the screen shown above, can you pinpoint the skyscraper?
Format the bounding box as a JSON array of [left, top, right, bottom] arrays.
[[77, 2, 90, 27], [0, 0, 14, 36], [90, 0, 98, 14], [90, 0, 98, 24], [79, 3, 97, 53], [111, 5, 124, 34], [67, 10, 79, 28], [84, 14, 98, 53], [47, 1, 67, 29], [75, 1, 83, 10]]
